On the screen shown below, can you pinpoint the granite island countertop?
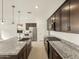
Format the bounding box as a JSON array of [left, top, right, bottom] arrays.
[[49, 40, 79, 59], [0, 37, 31, 56]]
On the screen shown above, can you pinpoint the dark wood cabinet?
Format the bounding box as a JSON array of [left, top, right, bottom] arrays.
[[61, 0, 70, 32], [55, 10, 61, 31], [44, 37, 62, 59], [70, 0, 79, 33], [51, 15, 56, 31], [47, 18, 52, 30], [18, 41, 31, 59], [27, 40, 32, 58], [47, 0, 70, 32], [18, 43, 27, 59], [47, 17, 56, 31], [47, 0, 79, 33], [49, 43, 53, 59], [47, 15, 57, 31], [18, 50, 24, 59], [48, 43, 62, 59]]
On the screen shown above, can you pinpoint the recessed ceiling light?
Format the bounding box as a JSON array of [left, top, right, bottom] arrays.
[[35, 5, 38, 8]]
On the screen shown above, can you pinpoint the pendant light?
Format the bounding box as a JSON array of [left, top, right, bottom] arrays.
[[12, 5, 15, 24], [17, 11, 23, 40], [1, 0, 4, 24], [18, 11, 21, 24]]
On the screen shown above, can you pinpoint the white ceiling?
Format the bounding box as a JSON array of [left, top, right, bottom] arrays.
[[0, 0, 65, 22]]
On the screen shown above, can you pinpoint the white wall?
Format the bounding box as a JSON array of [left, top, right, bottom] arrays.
[[49, 31, 79, 46]]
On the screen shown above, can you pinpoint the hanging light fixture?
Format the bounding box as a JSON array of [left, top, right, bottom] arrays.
[[17, 11, 23, 40], [18, 11, 21, 24], [1, 0, 4, 24], [12, 5, 15, 24]]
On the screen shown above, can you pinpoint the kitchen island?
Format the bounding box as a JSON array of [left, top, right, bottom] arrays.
[[0, 37, 31, 59]]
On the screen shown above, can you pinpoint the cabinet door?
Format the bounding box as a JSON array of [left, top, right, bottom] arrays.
[[55, 10, 61, 31], [47, 18, 52, 30], [49, 44, 53, 59], [61, 1, 70, 32], [47, 19, 50, 30], [18, 49, 24, 59], [48, 43, 62, 59], [51, 15, 56, 31], [27, 41, 31, 57], [24, 47, 27, 59], [70, 0, 79, 33]]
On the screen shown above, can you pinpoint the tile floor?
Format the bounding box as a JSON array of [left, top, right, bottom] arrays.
[[28, 41, 48, 59]]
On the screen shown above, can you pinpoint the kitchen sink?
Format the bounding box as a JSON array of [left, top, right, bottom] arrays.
[[47, 37, 61, 41]]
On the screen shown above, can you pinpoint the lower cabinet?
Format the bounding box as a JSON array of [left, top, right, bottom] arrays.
[[49, 44, 53, 59], [48, 42, 62, 59], [18, 42, 31, 59], [18, 50, 24, 59], [27, 41, 32, 58], [44, 39, 49, 55], [18, 45, 27, 59]]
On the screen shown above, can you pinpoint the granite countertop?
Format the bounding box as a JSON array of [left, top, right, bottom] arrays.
[[49, 40, 79, 59], [0, 37, 30, 56]]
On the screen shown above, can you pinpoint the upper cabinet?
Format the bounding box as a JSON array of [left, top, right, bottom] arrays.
[[70, 0, 79, 33], [47, 9, 61, 31], [47, 18, 52, 30], [61, 0, 70, 32], [51, 15, 56, 31], [47, 15, 56, 31], [55, 9, 61, 31], [47, 0, 79, 34]]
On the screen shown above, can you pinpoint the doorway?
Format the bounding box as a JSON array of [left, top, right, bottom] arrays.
[[26, 23, 37, 41]]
